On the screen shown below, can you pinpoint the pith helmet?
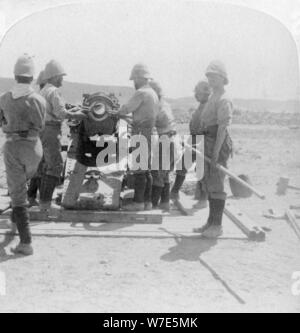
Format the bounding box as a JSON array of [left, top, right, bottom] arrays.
[[44, 60, 66, 80], [149, 80, 163, 97], [205, 60, 229, 85], [36, 70, 46, 85], [129, 63, 151, 80], [14, 54, 35, 77]]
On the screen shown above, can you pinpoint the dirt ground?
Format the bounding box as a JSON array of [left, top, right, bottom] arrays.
[[0, 123, 300, 313]]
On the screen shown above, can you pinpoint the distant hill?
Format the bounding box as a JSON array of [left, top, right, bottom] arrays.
[[167, 96, 300, 114], [61, 81, 134, 105], [0, 77, 134, 105], [233, 98, 300, 114], [0, 77, 299, 114]]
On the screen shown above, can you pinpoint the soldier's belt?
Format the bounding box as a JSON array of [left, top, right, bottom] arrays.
[[6, 134, 38, 142]]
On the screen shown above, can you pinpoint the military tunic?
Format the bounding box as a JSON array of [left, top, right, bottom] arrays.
[[152, 99, 176, 187], [119, 84, 159, 173], [39, 83, 67, 178], [200, 90, 233, 200], [0, 86, 46, 207]]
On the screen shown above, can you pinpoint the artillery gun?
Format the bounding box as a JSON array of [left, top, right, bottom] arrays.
[[61, 92, 130, 210]]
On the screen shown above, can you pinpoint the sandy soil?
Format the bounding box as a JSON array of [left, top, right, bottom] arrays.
[[0, 124, 300, 313]]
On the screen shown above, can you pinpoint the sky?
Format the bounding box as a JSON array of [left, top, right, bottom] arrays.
[[0, 0, 300, 100]]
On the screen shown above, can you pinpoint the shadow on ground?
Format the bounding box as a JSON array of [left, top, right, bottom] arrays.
[[160, 234, 218, 262], [160, 230, 247, 305]]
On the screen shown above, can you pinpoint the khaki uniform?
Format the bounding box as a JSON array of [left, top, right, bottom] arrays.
[[200, 91, 233, 200], [40, 83, 67, 178], [176, 103, 207, 177], [0, 88, 46, 207], [120, 84, 159, 203], [189, 103, 206, 135], [152, 99, 176, 187], [120, 84, 159, 172]]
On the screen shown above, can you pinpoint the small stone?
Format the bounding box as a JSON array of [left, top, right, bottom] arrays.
[[144, 262, 150, 267]]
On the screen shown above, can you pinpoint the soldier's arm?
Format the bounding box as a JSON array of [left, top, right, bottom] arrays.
[[0, 95, 5, 128], [0, 110, 3, 127], [189, 110, 199, 135], [118, 91, 143, 115], [213, 99, 233, 158], [28, 96, 46, 132], [49, 89, 68, 120], [50, 90, 87, 120]]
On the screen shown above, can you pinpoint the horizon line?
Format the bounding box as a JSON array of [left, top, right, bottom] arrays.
[[0, 76, 299, 102]]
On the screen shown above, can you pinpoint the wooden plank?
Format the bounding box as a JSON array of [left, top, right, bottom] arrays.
[[285, 209, 300, 241], [224, 203, 265, 241], [61, 159, 87, 208], [56, 210, 162, 224], [0, 207, 162, 224], [0, 228, 243, 239], [0, 221, 245, 239]]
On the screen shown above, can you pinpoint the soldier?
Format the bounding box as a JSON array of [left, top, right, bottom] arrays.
[[0, 54, 46, 255], [39, 60, 88, 211], [170, 80, 211, 207], [149, 80, 176, 211], [118, 64, 159, 211], [27, 70, 47, 206], [193, 60, 233, 238], [36, 70, 46, 90]]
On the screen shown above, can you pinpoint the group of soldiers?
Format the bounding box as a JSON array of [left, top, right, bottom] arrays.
[[120, 61, 233, 239], [0, 54, 233, 255]]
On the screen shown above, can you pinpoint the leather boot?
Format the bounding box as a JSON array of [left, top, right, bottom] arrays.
[[27, 176, 41, 204], [151, 185, 162, 208], [11, 242, 33, 256], [210, 199, 225, 226], [193, 198, 213, 233], [10, 207, 33, 255], [170, 174, 185, 200], [194, 181, 201, 200], [39, 175, 59, 210], [160, 183, 170, 211], [133, 174, 146, 203], [144, 171, 153, 209], [8, 207, 18, 234], [123, 174, 147, 211], [202, 199, 225, 238]]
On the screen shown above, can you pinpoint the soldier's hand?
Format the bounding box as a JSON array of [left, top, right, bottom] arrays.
[[68, 106, 81, 112], [70, 110, 88, 120]]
